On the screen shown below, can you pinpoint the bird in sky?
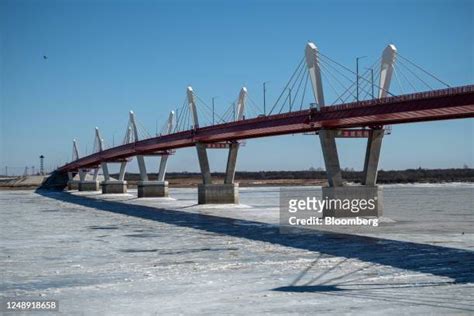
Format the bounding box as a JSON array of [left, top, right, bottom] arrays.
[[43, 55, 48, 60]]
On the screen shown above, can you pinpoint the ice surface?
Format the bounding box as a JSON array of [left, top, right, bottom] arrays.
[[1, 185, 473, 315]]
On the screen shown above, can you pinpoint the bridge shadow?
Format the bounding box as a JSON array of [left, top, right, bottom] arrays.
[[272, 254, 474, 312], [36, 190, 474, 285]]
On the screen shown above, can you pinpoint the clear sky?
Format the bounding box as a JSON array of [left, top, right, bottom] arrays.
[[1, 0, 473, 175]]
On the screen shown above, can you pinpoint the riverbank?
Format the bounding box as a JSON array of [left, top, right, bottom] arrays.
[[1, 168, 473, 189]]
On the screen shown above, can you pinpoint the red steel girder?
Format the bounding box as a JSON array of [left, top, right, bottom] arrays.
[[58, 85, 474, 172]]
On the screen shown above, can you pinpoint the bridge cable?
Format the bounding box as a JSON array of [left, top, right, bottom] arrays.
[[175, 95, 189, 132], [196, 94, 223, 122], [245, 98, 260, 118], [268, 56, 305, 115], [243, 93, 261, 118], [318, 54, 396, 102], [393, 64, 414, 93], [396, 58, 433, 91], [360, 66, 382, 100], [221, 101, 235, 122], [358, 63, 382, 100], [319, 59, 354, 92], [290, 64, 310, 112], [277, 59, 307, 114], [299, 71, 309, 110], [324, 56, 382, 103], [319, 63, 346, 104], [292, 61, 310, 111], [247, 93, 264, 115], [195, 93, 227, 125], [397, 54, 450, 88], [176, 98, 189, 132], [319, 54, 359, 85], [319, 61, 358, 103]]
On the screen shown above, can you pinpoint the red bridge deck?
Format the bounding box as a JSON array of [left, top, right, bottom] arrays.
[[59, 85, 474, 172]]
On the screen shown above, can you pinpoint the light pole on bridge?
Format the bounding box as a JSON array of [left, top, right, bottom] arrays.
[[211, 96, 218, 125], [365, 67, 375, 99], [263, 81, 270, 115], [288, 87, 292, 111], [356, 56, 367, 102]]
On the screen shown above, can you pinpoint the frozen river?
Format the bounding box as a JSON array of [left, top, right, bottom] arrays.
[[1, 185, 473, 315]]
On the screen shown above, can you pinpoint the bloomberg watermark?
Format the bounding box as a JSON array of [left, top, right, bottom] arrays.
[[279, 188, 379, 233]]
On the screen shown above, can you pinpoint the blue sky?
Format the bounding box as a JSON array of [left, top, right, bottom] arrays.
[[1, 0, 473, 174]]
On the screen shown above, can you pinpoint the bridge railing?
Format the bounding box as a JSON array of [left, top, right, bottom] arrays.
[[59, 85, 474, 172], [323, 84, 474, 112]]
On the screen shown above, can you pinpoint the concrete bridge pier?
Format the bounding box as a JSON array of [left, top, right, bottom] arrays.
[[137, 181, 169, 197], [197, 142, 240, 204], [78, 167, 100, 191], [101, 181, 127, 194], [136, 112, 174, 198], [67, 181, 79, 190], [66, 172, 79, 190], [188, 86, 246, 204], [89, 127, 128, 194], [79, 181, 100, 191], [319, 128, 383, 217], [137, 155, 171, 198], [66, 141, 81, 191], [101, 158, 128, 194], [66, 140, 100, 191]]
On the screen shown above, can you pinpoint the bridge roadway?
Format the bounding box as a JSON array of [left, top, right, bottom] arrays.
[[59, 85, 474, 172]]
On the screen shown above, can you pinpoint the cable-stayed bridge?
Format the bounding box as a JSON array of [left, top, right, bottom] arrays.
[[47, 42, 474, 216]]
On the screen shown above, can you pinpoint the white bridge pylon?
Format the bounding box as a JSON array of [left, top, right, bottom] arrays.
[[305, 42, 325, 109], [379, 44, 397, 99], [304, 41, 397, 187], [71, 109, 176, 190], [68, 139, 86, 182], [127, 110, 176, 183], [95, 127, 111, 181], [68, 137, 100, 184], [157, 111, 175, 182], [187, 86, 199, 129], [190, 86, 247, 203]]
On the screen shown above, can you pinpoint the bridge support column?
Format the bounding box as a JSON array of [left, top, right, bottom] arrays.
[[189, 86, 246, 204], [196, 142, 240, 204], [66, 172, 79, 190], [319, 130, 343, 187], [362, 129, 384, 186], [137, 151, 171, 197], [101, 161, 128, 194], [197, 143, 212, 184], [304, 42, 395, 218], [67, 141, 82, 191], [78, 168, 100, 191], [319, 130, 383, 218], [134, 111, 174, 198]]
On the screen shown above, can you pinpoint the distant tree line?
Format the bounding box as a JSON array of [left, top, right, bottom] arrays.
[[119, 168, 474, 183]]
